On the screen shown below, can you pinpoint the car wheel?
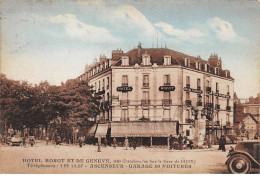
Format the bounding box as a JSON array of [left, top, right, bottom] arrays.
[[227, 154, 251, 174]]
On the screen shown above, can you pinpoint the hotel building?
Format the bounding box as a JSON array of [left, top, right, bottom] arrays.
[[77, 43, 234, 146]]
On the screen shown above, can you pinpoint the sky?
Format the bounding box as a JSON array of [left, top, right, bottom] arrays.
[[1, 0, 260, 100]]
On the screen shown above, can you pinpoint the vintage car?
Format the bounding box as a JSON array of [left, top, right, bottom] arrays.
[[225, 140, 260, 174], [10, 136, 22, 146]]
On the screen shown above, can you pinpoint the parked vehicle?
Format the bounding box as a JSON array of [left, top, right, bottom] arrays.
[[225, 140, 260, 174], [10, 136, 22, 146]]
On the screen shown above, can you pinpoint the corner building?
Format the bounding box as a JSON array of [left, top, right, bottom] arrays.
[[77, 43, 234, 146]]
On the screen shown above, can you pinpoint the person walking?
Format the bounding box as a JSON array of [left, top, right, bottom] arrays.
[[221, 135, 226, 152], [29, 138, 35, 147], [178, 134, 183, 150], [124, 137, 129, 150], [22, 136, 26, 147], [132, 137, 137, 150], [113, 137, 117, 149], [169, 135, 174, 150], [78, 136, 83, 148], [45, 137, 49, 145], [98, 136, 101, 152]]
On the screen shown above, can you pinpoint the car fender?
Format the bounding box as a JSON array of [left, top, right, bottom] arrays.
[[225, 151, 260, 167]]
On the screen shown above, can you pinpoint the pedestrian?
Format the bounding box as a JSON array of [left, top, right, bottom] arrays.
[[78, 136, 83, 148], [22, 137, 26, 147], [29, 138, 35, 147], [45, 137, 49, 145], [221, 135, 226, 152], [169, 135, 174, 150], [104, 138, 108, 147], [124, 137, 129, 150], [218, 137, 221, 150], [189, 140, 194, 149], [98, 136, 101, 152], [132, 137, 137, 150], [113, 137, 117, 149], [178, 134, 183, 150]]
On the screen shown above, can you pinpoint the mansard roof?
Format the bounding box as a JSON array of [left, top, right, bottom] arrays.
[[113, 47, 233, 80]]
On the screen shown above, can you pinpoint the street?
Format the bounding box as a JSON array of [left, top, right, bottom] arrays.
[[0, 140, 235, 174]]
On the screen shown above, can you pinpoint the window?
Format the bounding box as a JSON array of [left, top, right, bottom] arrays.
[[227, 114, 230, 122], [186, 130, 190, 136], [196, 62, 201, 70], [102, 79, 105, 90], [142, 54, 151, 66], [107, 77, 109, 89], [186, 76, 190, 87], [206, 95, 209, 103], [186, 109, 190, 122], [142, 91, 150, 105], [99, 81, 101, 91], [205, 64, 209, 72], [164, 75, 170, 86], [206, 80, 210, 87], [107, 93, 109, 102], [197, 78, 201, 89], [95, 83, 97, 92], [143, 75, 149, 87], [163, 92, 170, 102], [122, 75, 128, 86], [185, 58, 190, 67], [216, 82, 219, 92], [121, 109, 128, 121], [215, 97, 219, 105], [227, 85, 229, 94], [164, 56, 171, 65], [186, 91, 190, 100], [215, 67, 219, 75], [121, 56, 129, 66]]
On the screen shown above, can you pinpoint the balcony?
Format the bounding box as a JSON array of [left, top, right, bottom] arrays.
[[226, 121, 231, 127], [162, 99, 172, 106], [185, 100, 191, 107], [214, 121, 220, 126], [206, 87, 211, 93], [164, 83, 171, 86], [206, 103, 213, 108], [120, 100, 130, 106], [141, 99, 150, 106], [197, 101, 203, 106], [186, 84, 190, 88], [185, 118, 194, 123], [226, 106, 231, 111], [215, 104, 220, 110], [143, 83, 149, 87]]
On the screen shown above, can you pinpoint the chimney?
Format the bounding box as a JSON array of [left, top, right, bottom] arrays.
[[137, 42, 142, 58], [112, 49, 123, 61]]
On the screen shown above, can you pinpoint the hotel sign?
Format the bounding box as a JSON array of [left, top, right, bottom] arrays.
[[117, 86, 133, 92], [214, 93, 230, 99], [184, 87, 203, 94], [159, 86, 175, 92]]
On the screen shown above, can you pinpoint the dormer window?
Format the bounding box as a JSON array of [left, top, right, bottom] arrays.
[[205, 64, 209, 72], [196, 62, 201, 70], [142, 53, 151, 66], [184, 58, 190, 67], [215, 67, 219, 75], [225, 70, 230, 77], [121, 56, 129, 66], [163, 55, 171, 65]]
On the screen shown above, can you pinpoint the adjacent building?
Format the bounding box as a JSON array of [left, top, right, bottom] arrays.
[[77, 43, 234, 146]]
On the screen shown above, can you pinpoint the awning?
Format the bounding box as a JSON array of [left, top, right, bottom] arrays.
[[95, 123, 108, 138], [78, 124, 97, 137], [111, 122, 177, 137]]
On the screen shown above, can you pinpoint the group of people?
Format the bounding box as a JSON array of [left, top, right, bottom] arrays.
[[169, 134, 193, 150]]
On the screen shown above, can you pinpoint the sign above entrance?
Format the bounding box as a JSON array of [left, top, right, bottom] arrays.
[[159, 86, 175, 92], [184, 87, 203, 94], [117, 86, 133, 92], [214, 93, 230, 99]]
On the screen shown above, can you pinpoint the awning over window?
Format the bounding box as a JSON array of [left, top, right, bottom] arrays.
[[95, 123, 108, 138], [111, 122, 177, 137]]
